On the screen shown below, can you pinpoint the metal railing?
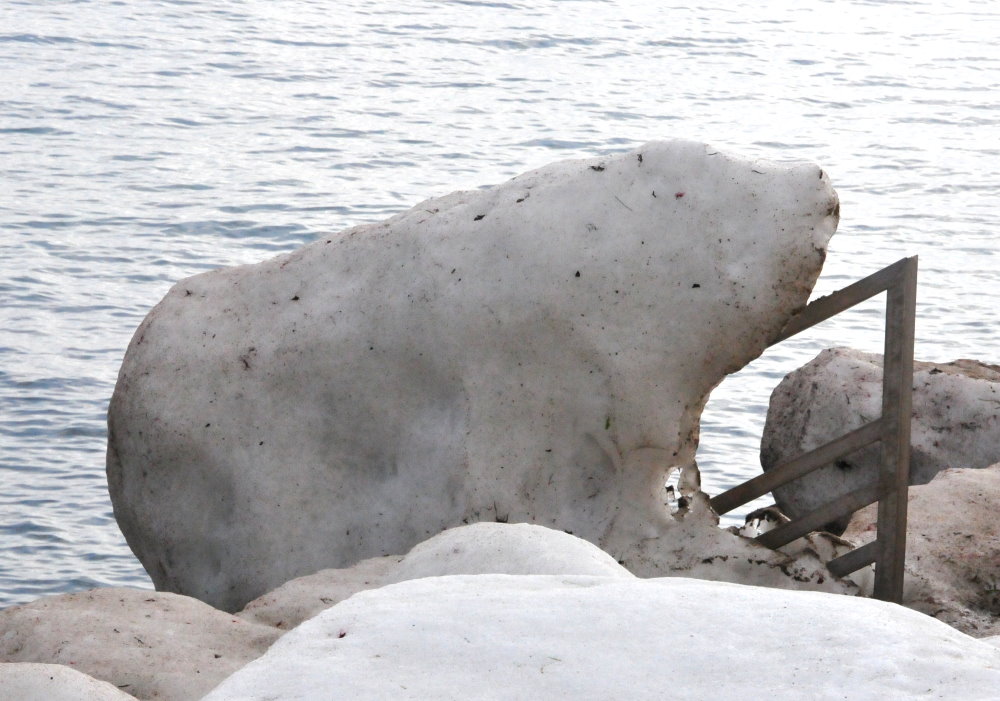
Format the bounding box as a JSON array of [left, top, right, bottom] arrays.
[[709, 256, 918, 603]]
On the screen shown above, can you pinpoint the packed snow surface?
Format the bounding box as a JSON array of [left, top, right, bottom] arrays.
[[204, 575, 1000, 700]]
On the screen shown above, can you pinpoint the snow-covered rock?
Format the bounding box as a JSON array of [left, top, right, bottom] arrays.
[[0, 588, 280, 701], [238, 522, 633, 631], [203, 574, 1000, 701], [385, 521, 633, 583], [108, 140, 839, 611], [844, 464, 1000, 637], [762, 347, 1000, 532], [237, 520, 852, 633], [0, 663, 138, 701], [237, 556, 398, 632]]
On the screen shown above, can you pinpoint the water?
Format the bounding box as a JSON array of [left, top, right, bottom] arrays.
[[1, 0, 997, 609]]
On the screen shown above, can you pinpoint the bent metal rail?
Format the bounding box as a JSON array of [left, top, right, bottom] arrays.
[[710, 256, 918, 603]]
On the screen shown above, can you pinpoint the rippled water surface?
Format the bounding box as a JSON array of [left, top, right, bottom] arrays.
[[1, 0, 997, 607]]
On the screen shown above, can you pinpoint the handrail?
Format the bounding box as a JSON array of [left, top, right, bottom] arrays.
[[711, 256, 917, 603]]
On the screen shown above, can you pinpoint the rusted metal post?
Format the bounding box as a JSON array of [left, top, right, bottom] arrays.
[[872, 256, 917, 602]]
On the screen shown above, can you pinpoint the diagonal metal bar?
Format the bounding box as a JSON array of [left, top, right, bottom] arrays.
[[828, 540, 878, 579], [773, 258, 907, 343], [755, 481, 881, 551], [710, 419, 883, 516]]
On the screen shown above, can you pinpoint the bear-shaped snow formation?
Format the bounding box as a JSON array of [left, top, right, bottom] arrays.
[[107, 140, 839, 611]]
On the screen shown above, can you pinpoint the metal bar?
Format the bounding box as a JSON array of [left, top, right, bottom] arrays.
[[712, 256, 916, 600], [827, 540, 877, 578], [773, 258, 907, 343], [755, 481, 881, 550], [710, 419, 883, 516], [872, 256, 917, 603]]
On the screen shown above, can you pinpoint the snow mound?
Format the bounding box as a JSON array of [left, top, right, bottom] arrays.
[[238, 522, 630, 631], [386, 521, 632, 583], [205, 575, 1000, 700]]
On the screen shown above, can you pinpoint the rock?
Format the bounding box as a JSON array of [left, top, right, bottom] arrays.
[[0, 663, 138, 701], [0, 588, 280, 701], [203, 575, 1000, 700], [237, 556, 399, 632], [762, 347, 1000, 532], [108, 140, 840, 611], [843, 464, 1000, 637]]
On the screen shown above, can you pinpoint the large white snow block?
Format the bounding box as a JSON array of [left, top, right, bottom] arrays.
[[762, 347, 1000, 531], [203, 575, 1000, 700], [108, 140, 839, 611]]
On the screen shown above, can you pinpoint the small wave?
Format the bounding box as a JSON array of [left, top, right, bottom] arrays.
[[163, 117, 205, 127], [0, 126, 71, 135], [516, 138, 598, 149], [262, 38, 350, 48], [450, 0, 525, 8], [0, 33, 77, 45], [0, 33, 142, 50], [218, 204, 292, 213]]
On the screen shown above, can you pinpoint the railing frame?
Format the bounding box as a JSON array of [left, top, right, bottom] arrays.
[[709, 256, 917, 603]]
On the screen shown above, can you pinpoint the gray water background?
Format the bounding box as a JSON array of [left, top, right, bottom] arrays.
[[1, 0, 997, 608]]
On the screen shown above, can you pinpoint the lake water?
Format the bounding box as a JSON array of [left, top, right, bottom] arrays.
[[1, 0, 997, 609]]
